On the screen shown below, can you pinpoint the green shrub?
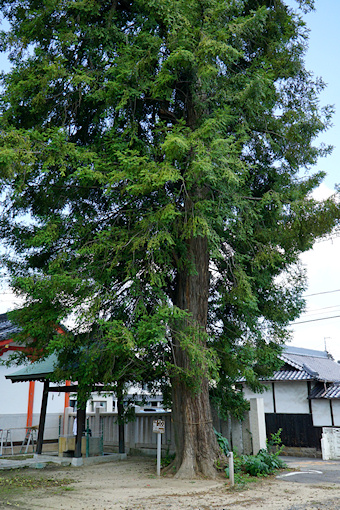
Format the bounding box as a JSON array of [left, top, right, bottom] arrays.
[[161, 443, 176, 468], [241, 430, 286, 476], [215, 428, 286, 480], [242, 448, 285, 476], [214, 428, 230, 456], [214, 429, 286, 477], [267, 428, 284, 455]]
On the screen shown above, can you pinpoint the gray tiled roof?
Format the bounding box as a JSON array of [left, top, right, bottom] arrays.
[[309, 383, 340, 400], [0, 313, 20, 341], [282, 346, 340, 383], [237, 368, 312, 383], [266, 369, 311, 382], [240, 346, 340, 386], [283, 345, 329, 358]]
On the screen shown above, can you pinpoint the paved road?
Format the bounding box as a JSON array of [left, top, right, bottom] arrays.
[[278, 457, 340, 484]]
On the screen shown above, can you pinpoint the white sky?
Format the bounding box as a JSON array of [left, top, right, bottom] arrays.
[[1, 1, 340, 359], [285, 0, 340, 359]]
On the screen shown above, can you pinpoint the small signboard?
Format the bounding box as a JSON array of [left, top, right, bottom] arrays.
[[153, 419, 165, 434]]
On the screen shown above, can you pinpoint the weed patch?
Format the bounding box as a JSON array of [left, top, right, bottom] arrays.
[[0, 474, 75, 490], [215, 428, 287, 487]]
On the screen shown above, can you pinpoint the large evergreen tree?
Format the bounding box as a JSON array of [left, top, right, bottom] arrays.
[[0, 0, 339, 476]]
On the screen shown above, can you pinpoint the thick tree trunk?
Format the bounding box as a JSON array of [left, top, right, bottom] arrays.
[[171, 235, 225, 478]]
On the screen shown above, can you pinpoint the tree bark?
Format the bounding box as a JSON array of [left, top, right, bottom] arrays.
[[171, 235, 225, 478]]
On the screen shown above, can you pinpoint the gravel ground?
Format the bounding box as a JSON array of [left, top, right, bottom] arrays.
[[1, 456, 340, 509]]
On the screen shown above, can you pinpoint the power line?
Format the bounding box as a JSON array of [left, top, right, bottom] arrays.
[[304, 289, 340, 298], [294, 314, 340, 325], [304, 304, 340, 313], [301, 305, 340, 318]]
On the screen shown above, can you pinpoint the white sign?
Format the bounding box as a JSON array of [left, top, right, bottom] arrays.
[[153, 419, 165, 434]]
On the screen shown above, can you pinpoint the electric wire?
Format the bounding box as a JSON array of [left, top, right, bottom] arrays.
[[293, 314, 340, 325], [304, 289, 340, 297]]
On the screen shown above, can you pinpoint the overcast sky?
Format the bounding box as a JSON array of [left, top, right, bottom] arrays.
[[1, 1, 340, 358], [284, 1, 340, 359]]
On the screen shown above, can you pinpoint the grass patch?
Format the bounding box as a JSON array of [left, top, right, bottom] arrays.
[[215, 428, 287, 489], [0, 455, 34, 461], [0, 473, 76, 509], [0, 475, 74, 490], [0, 472, 76, 500]]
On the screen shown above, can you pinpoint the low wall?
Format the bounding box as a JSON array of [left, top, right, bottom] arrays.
[[321, 427, 340, 460], [212, 399, 261, 455], [0, 400, 265, 457], [64, 408, 175, 456], [63, 402, 262, 457], [0, 413, 62, 443]]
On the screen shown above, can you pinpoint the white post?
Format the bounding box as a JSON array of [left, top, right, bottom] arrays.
[[153, 419, 165, 476], [249, 397, 266, 455], [94, 406, 101, 437], [64, 406, 71, 436], [228, 452, 234, 486], [157, 432, 161, 476]]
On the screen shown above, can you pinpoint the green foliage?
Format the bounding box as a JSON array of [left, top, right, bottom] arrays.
[[0, 0, 339, 423], [160, 444, 176, 468], [267, 427, 285, 455], [242, 449, 286, 477], [0, 475, 74, 490], [214, 429, 230, 456], [217, 429, 286, 481], [238, 430, 286, 477]]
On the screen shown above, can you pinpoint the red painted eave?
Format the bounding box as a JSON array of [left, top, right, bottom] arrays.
[[0, 338, 13, 348]]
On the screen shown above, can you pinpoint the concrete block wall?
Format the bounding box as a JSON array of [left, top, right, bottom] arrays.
[[64, 402, 265, 457]]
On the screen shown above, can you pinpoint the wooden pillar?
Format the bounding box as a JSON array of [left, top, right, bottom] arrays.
[[307, 381, 313, 413], [117, 397, 125, 454], [36, 380, 49, 455], [330, 400, 335, 427], [75, 407, 86, 458], [26, 381, 35, 428], [63, 380, 71, 435], [116, 382, 125, 454], [94, 406, 101, 437], [64, 380, 71, 409], [272, 382, 276, 413]]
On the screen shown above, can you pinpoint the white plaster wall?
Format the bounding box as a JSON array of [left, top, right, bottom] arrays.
[[32, 382, 65, 414], [0, 355, 29, 414], [86, 393, 116, 413], [312, 400, 332, 426], [243, 381, 310, 414], [0, 413, 61, 442], [242, 384, 274, 413], [274, 381, 310, 414], [0, 414, 28, 442], [35, 413, 61, 440], [46, 387, 66, 413], [1, 353, 65, 439], [331, 401, 340, 427]]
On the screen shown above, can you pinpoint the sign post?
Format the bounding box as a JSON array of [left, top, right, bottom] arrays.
[[153, 419, 165, 476]]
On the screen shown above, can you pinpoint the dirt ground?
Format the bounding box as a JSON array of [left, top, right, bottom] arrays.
[[1, 457, 340, 510]]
